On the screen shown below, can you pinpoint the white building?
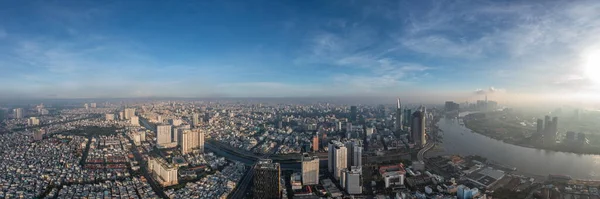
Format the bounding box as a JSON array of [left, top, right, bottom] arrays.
[[148, 156, 178, 186], [28, 117, 40, 126], [124, 108, 136, 120], [342, 166, 362, 195], [301, 153, 319, 185], [328, 140, 347, 181], [156, 125, 172, 146], [105, 114, 115, 121], [13, 108, 23, 119], [130, 116, 140, 126], [178, 129, 205, 154]]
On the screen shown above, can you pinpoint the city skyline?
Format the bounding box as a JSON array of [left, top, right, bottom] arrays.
[[1, 0, 600, 105]]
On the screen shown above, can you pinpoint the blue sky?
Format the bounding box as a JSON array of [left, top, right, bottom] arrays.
[[1, 0, 600, 102]]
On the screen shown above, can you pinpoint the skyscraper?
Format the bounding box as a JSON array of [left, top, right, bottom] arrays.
[[90, 103, 96, 108], [301, 153, 319, 185], [156, 125, 172, 146], [312, 133, 319, 151], [124, 108, 136, 120], [403, 108, 412, 128], [396, 99, 403, 132], [411, 108, 426, 147], [328, 140, 347, 181], [191, 113, 200, 127], [536, 119, 544, 134], [253, 159, 281, 199], [130, 116, 140, 126], [13, 108, 23, 119], [343, 166, 363, 195], [350, 106, 358, 123], [147, 156, 178, 187], [352, 142, 363, 168]]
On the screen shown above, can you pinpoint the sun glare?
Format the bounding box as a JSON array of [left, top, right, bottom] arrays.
[[584, 50, 600, 85]]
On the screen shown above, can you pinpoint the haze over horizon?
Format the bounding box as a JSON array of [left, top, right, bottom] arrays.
[[1, 0, 600, 105]]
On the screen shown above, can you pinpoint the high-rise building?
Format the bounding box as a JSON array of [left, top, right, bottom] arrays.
[[544, 115, 551, 131], [105, 114, 115, 121], [253, 159, 281, 199], [301, 153, 319, 185], [169, 118, 183, 126], [156, 125, 172, 146], [312, 134, 319, 151], [13, 108, 23, 119], [178, 129, 204, 154], [124, 108, 136, 120], [119, 111, 124, 120], [536, 119, 544, 134], [192, 113, 200, 127], [350, 106, 358, 123], [342, 166, 363, 195], [445, 101, 460, 112], [396, 99, 403, 132], [84, 103, 89, 109], [345, 141, 363, 169], [90, 103, 96, 108], [328, 140, 347, 181], [147, 156, 178, 186], [352, 142, 363, 168], [403, 108, 412, 128], [33, 129, 44, 141], [28, 117, 40, 126], [411, 108, 426, 147], [130, 116, 140, 126]]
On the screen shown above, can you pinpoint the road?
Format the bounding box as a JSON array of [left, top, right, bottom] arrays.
[[227, 166, 254, 199], [123, 133, 168, 199], [417, 141, 435, 162]]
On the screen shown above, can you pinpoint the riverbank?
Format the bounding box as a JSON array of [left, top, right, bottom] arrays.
[[462, 112, 600, 156]]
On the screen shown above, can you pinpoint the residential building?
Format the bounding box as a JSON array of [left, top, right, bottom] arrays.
[[253, 159, 281, 199], [301, 153, 319, 185]]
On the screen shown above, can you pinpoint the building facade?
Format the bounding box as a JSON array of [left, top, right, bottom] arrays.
[[301, 153, 319, 185], [253, 159, 281, 199]]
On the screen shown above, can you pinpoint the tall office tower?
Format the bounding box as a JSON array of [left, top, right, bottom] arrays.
[[411, 109, 426, 147], [544, 117, 559, 145], [105, 114, 115, 121], [156, 125, 172, 146], [13, 108, 23, 119], [328, 140, 347, 180], [192, 113, 200, 127], [345, 142, 354, 169], [403, 108, 412, 128], [396, 99, 403, 132], [28, 117, 40, 126], [544, 115, 551, 131], [336, 121, 342, 131], [345, 141, 363, 169], [253, 159, 281, 199], [352, 143, 363, 168], [130, 116, 140, 126], [147, 156, 178, 186], [536, 119, 544, 134], [312, 133, 319, 151], [0, 109, 5, 121], [124, 108, 136, 120], [90, 103, 96, 108], [301, 153, 319, 185], [343, 166, 363, 195], [350, 106, 358, 123]]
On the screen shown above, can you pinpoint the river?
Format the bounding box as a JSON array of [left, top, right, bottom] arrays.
[[436, 113, 600, 180]]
